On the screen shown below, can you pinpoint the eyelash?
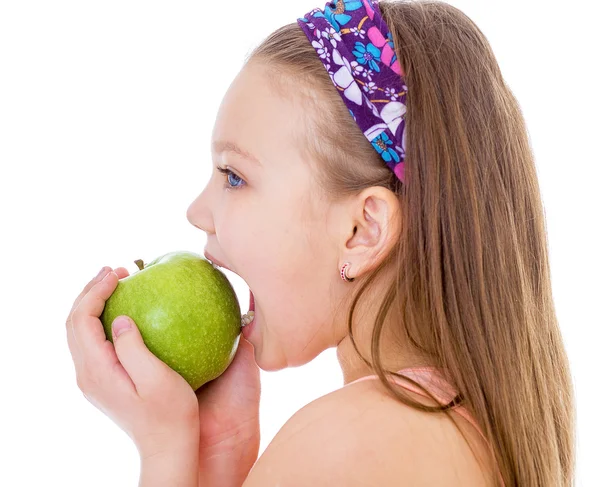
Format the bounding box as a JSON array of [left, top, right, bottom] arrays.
[[216, 165, 246, 191]]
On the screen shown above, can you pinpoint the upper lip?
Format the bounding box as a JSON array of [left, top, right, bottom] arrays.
[[204, 250, 233, 272]]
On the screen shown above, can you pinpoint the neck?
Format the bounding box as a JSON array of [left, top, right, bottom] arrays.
[[334, 269, 433, 385], [336, 330, 429, 386]]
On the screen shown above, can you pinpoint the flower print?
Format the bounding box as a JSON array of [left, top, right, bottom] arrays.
[[401, 125, 407, 152], [298, 15, 316, 33], [348, 108, 357, 123], [352, 41, 382, 72], [380, 100, 407, 136], [300, 9, 326, 37], [350, 60, 365, 78], [385, 87, 399, 101], [363, 81, 377, 94], [330, 48, 363, 106], [361, 67, 375, 82], [364, 0, 376, 10], [365, 97, 380, 117], [350, 26, 366, 39], [400, 126, 407, 158], [395, 143, 405, 161], [324, 62, 335, 79], [386, 34, 399, 70], [366, 26, 400, 74], [362, 0, 376, 19], [394, 160, 405, 182], [312, 38, 330, 62], [323, 0, 364, 32], [371, 132, 400, 163], [386, 31, 395, 50], [318, 26, 342, 49]]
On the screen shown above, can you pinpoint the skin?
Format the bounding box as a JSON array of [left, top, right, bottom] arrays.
[[186, 60, 429, 385], [67, 60, 495, 486]]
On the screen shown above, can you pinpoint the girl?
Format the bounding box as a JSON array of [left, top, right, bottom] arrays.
[[66, 0, 575, 485]]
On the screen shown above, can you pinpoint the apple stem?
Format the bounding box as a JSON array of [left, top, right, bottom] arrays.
[[134, 259, 145, 271]]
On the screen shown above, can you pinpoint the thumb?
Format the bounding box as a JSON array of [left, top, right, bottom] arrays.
[[196, 335, 260, 408], [111, 316, 168, 392]]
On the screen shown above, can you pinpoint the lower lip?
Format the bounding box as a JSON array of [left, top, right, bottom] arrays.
[[242, 290, 256, 339]]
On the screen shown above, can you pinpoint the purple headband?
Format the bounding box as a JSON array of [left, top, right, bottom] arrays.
[[298, 0, 407, 183]]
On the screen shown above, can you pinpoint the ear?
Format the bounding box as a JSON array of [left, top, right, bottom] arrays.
[[340, 186, 401, 280]]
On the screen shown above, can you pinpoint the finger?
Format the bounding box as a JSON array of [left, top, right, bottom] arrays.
[[196, 335, 260, 403], [114, 267, 130, 279], [112, 316, 169, 396], [71, 265, 128, 315], [70, 271, 132, 397], [66, 312, 82, 371], [72, 271, 120, 364], [67, 267, 128, 390], [69, 267, 129, 357], [66, 266, 113, 366], [67, 266, 113, 321]]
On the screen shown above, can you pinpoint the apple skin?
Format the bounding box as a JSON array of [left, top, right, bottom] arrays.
[[100, 250, 242, 391]]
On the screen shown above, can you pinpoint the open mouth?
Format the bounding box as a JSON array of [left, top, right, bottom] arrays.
[[204, 252, 255, 327], [241, 290, 255, 327]]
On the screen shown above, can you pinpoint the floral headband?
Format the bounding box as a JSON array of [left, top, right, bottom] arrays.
[[298, 0, 407, 183]]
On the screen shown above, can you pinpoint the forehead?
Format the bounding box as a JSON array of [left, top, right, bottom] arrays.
[[211, 63, 302, 165]]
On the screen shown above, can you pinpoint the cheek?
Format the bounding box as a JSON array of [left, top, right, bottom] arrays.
[[214, 207, 244, 242], [214, 211, 255, 265]]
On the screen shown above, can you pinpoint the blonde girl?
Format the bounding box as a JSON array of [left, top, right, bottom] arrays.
[[66, 1, 575, 485]]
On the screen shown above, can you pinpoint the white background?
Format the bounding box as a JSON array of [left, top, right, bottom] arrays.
[[1, 0, 598, 485]]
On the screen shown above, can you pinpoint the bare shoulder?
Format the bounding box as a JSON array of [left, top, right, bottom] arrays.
[[244, 376, 497, 486]]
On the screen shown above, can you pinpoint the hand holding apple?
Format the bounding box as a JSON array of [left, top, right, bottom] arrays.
[[100, 251, 242, 391], [113, 264, 262, 485], [66, 266, 201, 460]]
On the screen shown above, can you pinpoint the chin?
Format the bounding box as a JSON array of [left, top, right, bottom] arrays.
[[253, 346, 292, 372], [258, 362, 283, 372], [255, 348, 316, 372], [255, 355, 287, 372]]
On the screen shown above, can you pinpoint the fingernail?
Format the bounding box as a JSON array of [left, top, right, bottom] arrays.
[[113, 317, 131, 337], [96, 266, 108, 279], [102, 270, 116, 282]]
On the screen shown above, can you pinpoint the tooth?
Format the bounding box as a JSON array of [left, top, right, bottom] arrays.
[[241, 311, 255, 327]]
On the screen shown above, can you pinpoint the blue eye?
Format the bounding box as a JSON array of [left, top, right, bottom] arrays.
[[216, 166, 246, 191]]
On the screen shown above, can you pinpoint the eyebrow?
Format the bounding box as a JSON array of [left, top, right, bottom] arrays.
[[212, 140, 262, 166]]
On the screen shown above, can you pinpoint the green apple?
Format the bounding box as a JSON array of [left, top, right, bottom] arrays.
[[100, 250, 242, 391]]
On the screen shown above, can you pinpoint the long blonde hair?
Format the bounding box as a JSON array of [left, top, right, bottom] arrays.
[[247, 1, 576, 485]]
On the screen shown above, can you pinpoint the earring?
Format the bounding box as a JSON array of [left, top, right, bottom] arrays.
[[340, 262, 355, 282]]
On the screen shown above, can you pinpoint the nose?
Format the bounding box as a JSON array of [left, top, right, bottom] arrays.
[[186, 186, 214, 235]]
